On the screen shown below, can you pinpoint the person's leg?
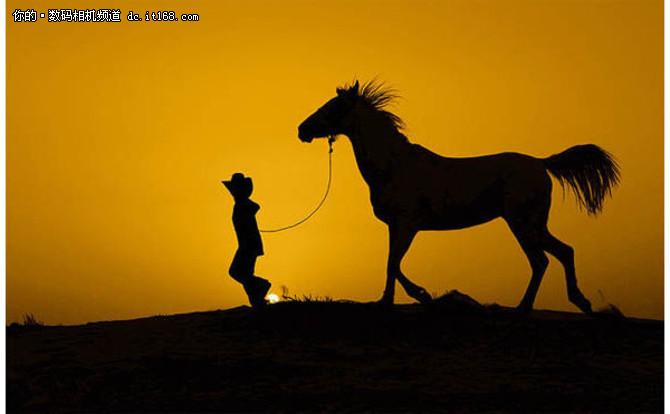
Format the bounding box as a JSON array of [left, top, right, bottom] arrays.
[[247, 254, 271, 298], [230, 250, 265, 307], [229, 250, 253, 284], [250, 276, 271, 300], [234, 253, 268, 308]]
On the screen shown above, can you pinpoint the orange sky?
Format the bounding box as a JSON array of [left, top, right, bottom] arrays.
[[7, 0, 663, 324]]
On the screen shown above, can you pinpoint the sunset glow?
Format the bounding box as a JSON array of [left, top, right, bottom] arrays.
[[267, 294, 280, 304], [7, 0, 662, 324]]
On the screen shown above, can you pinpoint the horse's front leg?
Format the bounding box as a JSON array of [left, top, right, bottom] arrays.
[[379, 223, 414, 304], [379, 223, 430, 304]]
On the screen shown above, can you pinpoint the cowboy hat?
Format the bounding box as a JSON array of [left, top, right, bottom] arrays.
[[222, 172, 253, 196]]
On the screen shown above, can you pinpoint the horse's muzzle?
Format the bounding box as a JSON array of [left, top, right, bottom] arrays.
[[298, 126, 314, 143]]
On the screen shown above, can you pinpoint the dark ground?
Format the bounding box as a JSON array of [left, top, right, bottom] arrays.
[[7, 292, 663, 413]]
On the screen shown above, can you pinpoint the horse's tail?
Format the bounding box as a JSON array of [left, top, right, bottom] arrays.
[[543, 144, 620, 215]]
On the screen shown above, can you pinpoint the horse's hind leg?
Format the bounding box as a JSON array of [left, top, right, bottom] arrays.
[[506, 220, 550, 312], [542, 232, 592, 314]]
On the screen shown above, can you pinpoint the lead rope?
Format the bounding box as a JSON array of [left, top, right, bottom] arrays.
[[259, 136, 335, 233]]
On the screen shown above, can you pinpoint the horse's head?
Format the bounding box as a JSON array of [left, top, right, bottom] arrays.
[[298, 81, 360, 143]]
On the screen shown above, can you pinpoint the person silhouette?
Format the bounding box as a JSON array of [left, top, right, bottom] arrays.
[[222, 173, 271, 308]]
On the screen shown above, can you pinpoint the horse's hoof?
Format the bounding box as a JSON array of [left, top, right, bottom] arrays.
[[579, 302, 593, 315], [377, 296, 394, 306], [515, 304, 532, 314], [414, 289, 433, 305], [569, 291, 593, 314]]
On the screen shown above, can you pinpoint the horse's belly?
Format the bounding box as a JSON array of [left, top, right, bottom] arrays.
[[418, 180, 505, 229], [369, 175, 506, 229], [420, 208, 501, 230]]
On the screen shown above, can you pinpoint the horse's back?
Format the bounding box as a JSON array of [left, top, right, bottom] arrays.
[[409, 144, 548, 181], [449, 151, 552, 203], [461, 151, 553, 220], [400, 145, 552, 229]]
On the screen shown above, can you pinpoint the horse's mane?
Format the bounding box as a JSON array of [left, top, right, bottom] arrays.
[[338, 80, 406, 133]]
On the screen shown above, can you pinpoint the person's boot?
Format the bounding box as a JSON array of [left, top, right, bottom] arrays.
[[256, 278, 271, 300], [242, 282, 261, 308], [244, 277, 271, 309]]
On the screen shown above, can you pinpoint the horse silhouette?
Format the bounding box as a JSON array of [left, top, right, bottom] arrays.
[[298, 80, 620, 313]]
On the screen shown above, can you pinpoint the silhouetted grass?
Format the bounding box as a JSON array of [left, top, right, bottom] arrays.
[[21, 314, 43, 327], [7, 313, 46, 334], [280, 294, 334, 303]]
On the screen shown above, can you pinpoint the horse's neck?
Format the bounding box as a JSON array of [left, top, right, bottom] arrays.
[[348, 111, 410, 186]]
